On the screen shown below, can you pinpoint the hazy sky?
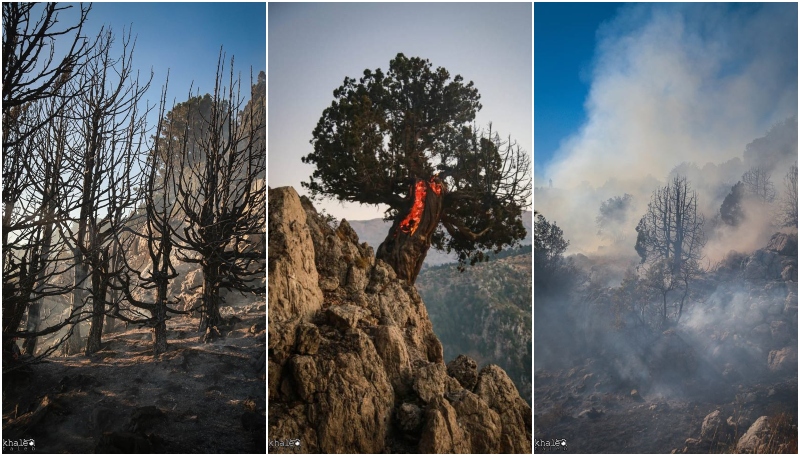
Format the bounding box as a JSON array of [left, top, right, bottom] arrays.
[[67, 2, 266, 128], [268, 2, 532, 221], [535, 2, 797, 190], [534, 2, 623, 182]]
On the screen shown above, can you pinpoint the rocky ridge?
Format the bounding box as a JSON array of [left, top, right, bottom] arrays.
[[268, 186, 531, 453]]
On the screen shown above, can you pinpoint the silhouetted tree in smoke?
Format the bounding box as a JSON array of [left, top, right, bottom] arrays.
[[742, 166, 776, 203], [596, 194, 634, 242], [779, 163, 798, 227], [534, 211, 573, 296], [720, 181, 746, 227], [635, 176, 706, 326], [302, 54, 531, 283]]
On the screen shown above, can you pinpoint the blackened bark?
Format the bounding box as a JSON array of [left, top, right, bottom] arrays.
[[376, 177, 444, 283], [153, 275, 168, 356], [199, 261, 222, 333], [85, 248, 109, 355]]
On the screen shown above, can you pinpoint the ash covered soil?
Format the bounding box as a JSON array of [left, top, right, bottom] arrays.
[[534, 358, 797, 453], [2, 303, 266, 453]]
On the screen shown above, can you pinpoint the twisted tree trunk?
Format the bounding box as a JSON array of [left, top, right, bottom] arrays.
[[376, 177, 444, 283]]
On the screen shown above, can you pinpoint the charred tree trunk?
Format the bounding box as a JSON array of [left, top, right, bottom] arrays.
[[153, 273, 168, 356], [377, 177, 445, 283], [85, 248, 109, 355], [199, 260, 222, 332]]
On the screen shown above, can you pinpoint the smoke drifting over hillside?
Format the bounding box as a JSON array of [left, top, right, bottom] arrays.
[[538, 3, 798, 257]]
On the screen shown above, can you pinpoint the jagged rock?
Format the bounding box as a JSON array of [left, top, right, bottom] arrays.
[[744, 250, 783, 281], [767, 346, 797, 373], [736, 416, 771, 453], [295, 323, 320, 355], [447, 355, 478, 390], [374, 325, 412, 395], [448, 389, 502, 453], [769, 320, 790, 345], [474, 365, 532, 453], [269, 188, 324, 323], [413, 362, 460, 403], [397, 403, 423, 434], [767, 232, 797, 256], [319, 277, 339, 291], [700, 410, 733, 443], [326, 304, 369, 330], [418, 397, 471, 453], [268, 186, 531, 454]]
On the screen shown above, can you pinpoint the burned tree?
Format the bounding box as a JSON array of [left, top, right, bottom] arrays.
[[742, 166, 776, 203], [172, 54, 266, 334], [303, 54, 531, 283], [61, 27, 151, 355], [2, 3, 93, 363], [109, 80, 181, 357], [779, 162, 798, 227], [635, 176, 706, 325]]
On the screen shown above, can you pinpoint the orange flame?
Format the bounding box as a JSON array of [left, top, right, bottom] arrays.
[[399, 180, 428, 236]]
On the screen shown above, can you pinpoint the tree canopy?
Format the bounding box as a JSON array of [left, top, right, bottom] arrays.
[[302, 53, 530, 277]]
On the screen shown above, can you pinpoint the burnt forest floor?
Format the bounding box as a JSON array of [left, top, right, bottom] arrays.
[[534, 358, 797, 454], [2, 302, 266, 454]]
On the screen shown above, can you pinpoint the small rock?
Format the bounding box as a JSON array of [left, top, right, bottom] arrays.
[[397, 403, 423, 434], [631, 389, 644, 402], [578, 407, 603, 419], [446, 355, 478, 390]]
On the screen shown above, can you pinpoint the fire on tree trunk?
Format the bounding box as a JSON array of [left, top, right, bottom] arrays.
[[377, 177, 444, 283]]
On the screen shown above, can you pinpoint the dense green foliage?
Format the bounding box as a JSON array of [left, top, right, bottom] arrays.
[[417, 249, 531, 404], [303, 53, 531, 267]]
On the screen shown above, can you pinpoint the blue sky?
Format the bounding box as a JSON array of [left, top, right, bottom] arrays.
[[534, 2, 622, 183], [268, 2, 532, 221], [535, 2, 797, 190], [73, 2, 265, 125]]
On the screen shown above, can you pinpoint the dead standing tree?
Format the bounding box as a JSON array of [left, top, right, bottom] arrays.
[[173, 53, 266, 335], [110, 79, 182, 357], [62, 27, 151, 355], [635, 175, 706, 326], [2, 3, 92, 363]]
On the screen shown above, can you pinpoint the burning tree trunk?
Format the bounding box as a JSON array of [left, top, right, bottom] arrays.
[[376, 176, 445, 283]]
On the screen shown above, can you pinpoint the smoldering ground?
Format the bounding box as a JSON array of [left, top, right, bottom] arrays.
[[534, 3, 797, 453]]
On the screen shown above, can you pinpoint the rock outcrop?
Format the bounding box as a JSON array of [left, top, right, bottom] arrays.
[[268, 187, 531, 453]]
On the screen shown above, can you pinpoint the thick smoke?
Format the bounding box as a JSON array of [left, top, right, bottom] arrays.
[[538, 3, 798, 258]]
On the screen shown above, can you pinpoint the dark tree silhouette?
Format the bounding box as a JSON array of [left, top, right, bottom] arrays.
[[720, 181, 746, 227], [303, 54, 531, 283], [109, 78, 182, 357], [742, 166, 776, 203], [172, 53, 266, 334], [779, 163, 798, 227], [635, 176, 706, 325], [2, 2, 93, 365], [596, 193, 633, 242], [60, 27, 151, 355]]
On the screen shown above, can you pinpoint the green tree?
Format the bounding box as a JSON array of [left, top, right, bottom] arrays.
[[303, 54, 531, 283]]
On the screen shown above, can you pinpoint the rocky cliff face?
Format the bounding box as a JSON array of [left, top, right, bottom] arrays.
[[268, 187, 531, 453]]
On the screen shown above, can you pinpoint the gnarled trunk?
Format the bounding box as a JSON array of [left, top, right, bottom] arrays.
[[199, 260, 222, 333], [377, 177, 444, 283]]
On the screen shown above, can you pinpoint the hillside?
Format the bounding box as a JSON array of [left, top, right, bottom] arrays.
[[268, 186, 532, 453], [348, 211, 533, 267], [416, 247, 532, 405]]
